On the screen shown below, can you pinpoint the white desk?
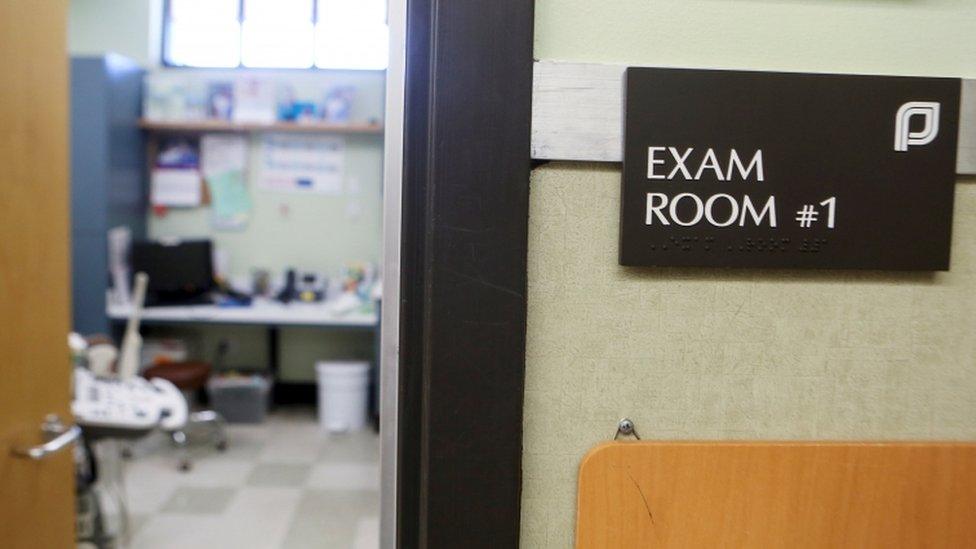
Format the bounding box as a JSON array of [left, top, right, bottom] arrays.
[[106, 298, 378, 328], [107, 298, 380, 404]]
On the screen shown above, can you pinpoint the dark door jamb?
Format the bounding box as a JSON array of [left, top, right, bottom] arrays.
[[396, 0, 535, 546]]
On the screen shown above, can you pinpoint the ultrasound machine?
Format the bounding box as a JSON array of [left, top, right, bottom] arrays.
[[71, 273, 189, 548]]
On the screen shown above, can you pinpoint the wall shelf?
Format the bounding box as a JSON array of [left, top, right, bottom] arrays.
[[138, 119, 384, 135]]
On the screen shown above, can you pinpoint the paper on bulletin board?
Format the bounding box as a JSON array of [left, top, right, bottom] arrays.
[[201, 134, 248, 177], [258, 134, 344, 194], [206, 170, 251, 230], [150, 168, 201, 207]]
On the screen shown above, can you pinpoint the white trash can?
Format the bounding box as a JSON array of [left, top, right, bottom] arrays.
[[315, 361, 370, 433]]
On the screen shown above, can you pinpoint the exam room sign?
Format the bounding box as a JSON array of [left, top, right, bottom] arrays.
[[619, 67, 961, 270]]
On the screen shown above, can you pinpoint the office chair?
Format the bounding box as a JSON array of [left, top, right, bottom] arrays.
[[142, 361, 228, 471]]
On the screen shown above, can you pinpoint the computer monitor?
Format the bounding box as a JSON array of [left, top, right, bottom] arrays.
[[130, 239, 215, 306]]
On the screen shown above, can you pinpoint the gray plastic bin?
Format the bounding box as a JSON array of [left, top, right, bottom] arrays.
[[207, 375, 271, 423]]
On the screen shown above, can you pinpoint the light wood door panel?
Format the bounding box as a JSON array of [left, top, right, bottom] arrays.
[[578, 441, 976, 548], [0, 1, 74, 547]]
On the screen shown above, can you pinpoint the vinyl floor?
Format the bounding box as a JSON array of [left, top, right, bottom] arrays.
[[117, 407, 379, 549]]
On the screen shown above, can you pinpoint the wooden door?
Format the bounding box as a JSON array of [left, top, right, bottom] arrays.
[[0, 1, 75, 547]]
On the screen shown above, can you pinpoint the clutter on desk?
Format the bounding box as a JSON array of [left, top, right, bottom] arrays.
[[214, 280, 253, 307], [258, 133, 345, 194], [251, 269, 272, 297], [266, 262, 377, 310], [342, 261, 378, 300], [276, 268, 299, 304], [272, 268, 328, 304], [326, 291, 366, 316], [272, 269, 347, 305], [297, 271, 327, 303], [112, 235, 378, 315], [253, 263, 378, 313], [319, 262, 379, 315]]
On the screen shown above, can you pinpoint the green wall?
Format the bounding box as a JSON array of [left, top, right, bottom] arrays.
[[535, 0, 976, 77], [524, 1, 976, 547], [146, 69, 386, 277], [68, 0, 161, 67], [144, 69, 386, 380], [149, 133, 382, 277]]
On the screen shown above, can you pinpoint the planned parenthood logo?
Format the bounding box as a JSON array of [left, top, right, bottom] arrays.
[[894, 101, 940, 152]]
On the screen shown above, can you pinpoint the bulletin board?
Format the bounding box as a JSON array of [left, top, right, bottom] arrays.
[[577, 441, 976, 548]]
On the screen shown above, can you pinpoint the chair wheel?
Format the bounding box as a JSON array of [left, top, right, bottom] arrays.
[[178, 460, 192, 472], [216, 440, 228, 452]]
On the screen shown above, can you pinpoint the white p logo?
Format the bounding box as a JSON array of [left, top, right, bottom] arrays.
[[894, 101, 940, 152]]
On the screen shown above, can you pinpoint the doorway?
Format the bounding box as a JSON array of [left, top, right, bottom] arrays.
[[1, 1, 536, 547]]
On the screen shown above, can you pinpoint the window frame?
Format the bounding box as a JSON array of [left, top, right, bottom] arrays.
[[159, 0, 387, 71]]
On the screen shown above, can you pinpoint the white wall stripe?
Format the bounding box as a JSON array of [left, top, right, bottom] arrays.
[[532, 61, 976, 175]]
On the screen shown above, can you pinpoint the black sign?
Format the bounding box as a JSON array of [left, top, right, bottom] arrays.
[[619, 67, 960, 270]]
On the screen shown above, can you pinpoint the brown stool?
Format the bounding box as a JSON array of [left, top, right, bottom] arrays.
[[143, 361, 227, 471]]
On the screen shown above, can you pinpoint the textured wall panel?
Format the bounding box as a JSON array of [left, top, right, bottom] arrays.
[[520, 163, 976, 548]]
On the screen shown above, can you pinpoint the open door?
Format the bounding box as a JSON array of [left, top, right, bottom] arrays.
[[0, 1, 76, 547]]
